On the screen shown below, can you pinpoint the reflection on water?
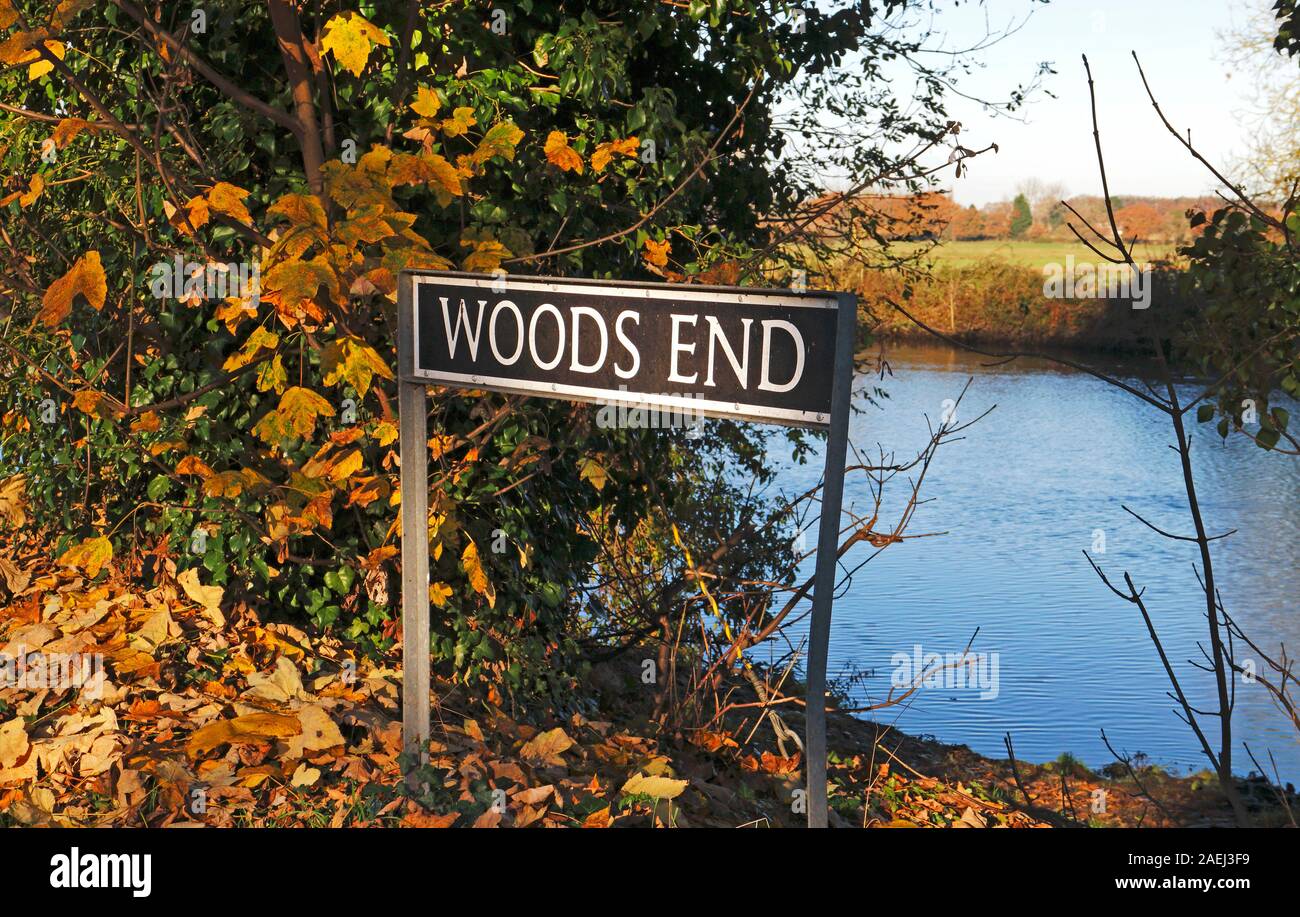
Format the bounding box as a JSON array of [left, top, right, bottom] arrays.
[[770, 342, 1300, 781]]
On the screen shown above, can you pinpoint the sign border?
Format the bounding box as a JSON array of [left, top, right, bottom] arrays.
[[402, 270, 842, 428]]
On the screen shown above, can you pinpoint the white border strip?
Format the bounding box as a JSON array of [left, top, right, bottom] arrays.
[[411, 274, 839, 309], [408, 367, 830, 427]]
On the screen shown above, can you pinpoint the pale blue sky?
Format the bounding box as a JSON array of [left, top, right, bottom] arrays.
[[918, 0, 1266, 204]]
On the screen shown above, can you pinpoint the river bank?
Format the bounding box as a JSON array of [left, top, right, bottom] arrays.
[[831, 259, 1195, 351], [1, 544, 1290, 827]]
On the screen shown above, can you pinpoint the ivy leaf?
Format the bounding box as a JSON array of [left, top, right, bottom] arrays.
[[40, 250, 106, 326], [543, 130, 584, 173], [320, 12, 391, 77]]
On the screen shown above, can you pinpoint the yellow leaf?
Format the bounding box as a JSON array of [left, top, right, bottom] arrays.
[[591, 136, 639, 173], [410, 85, 442, 118], [467, 120, 524, 169], [0, 29, 45, 67], [423, 153, 464, 204], [0, 475, 28, 530], [51, 117, 97, 149], [578, 456, 608, 491], [27, 40, 63, 80], [51, 0, 92, 30], [130, 412, 161, 433], [253, 386, 335, 443], [461, 540, 496, 608], [58, 535, 112, 578], [206, 181, 253, 225], [321, 335, 393, 396], [543, 130, 584, 173], [187, 712, 302, 757], [71, 389, 103, 417], [643, 238, 671, 268], [256, 354, 288, 394], [291, 763, 322, 787], [268, 192, 327, 230], [460, 237, 512, 274], [222, 327, 279, 372], [520, 727, 574, 765], [620, 772, 688, 799], [19, 173, 44, 207], [370, 420, 398, 446], [440, 106, 477, 138], [327, 448, 364, 483], [320, 11, 390, 77], [178, 567, 224, 613], [175, 455, 214, 478], [0, 718, 29, 770], [40, 250, 106, 326], [429, 581, 453, 608]]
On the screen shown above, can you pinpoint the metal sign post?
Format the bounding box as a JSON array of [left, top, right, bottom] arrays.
[[396, 271, 856, 826]]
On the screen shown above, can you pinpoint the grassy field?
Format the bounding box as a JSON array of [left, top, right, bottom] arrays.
[[892, 239, 1180, 269]]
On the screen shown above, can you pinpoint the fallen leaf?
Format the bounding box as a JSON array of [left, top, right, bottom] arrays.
[[620, 772, 688, 799]]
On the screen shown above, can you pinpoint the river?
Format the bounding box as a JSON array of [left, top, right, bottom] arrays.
[[771, 341, 1300, 782]]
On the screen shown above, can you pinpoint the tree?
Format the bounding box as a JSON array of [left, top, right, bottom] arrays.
[[0, 1, 1020, 703], [1114, 202, 1165, 242], [1218, 0, 1300, 200], [1009, 192, 1033, 237]]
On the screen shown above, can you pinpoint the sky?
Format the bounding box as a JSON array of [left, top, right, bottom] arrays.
[[918, 0, 1269, 205]]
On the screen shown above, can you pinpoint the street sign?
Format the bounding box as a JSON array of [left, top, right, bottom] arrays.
[[408, 273, 841, 427], [397, 271, 856, 827]]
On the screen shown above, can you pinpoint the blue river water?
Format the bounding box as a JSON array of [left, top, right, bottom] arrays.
[[768, 341, 1300, 781]]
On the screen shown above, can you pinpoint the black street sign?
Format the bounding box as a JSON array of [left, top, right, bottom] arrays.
[[405, 272, 842, 427], [397, 270, 857, 827]]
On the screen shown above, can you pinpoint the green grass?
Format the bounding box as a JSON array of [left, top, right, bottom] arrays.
[[892, 239, 1179, 270]]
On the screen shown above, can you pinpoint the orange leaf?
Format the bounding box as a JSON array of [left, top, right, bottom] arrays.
[[40, 250, 106, 326], [543, 131, 584, 174], [591, 136, 639, 173], [642, 238, 671, 268]]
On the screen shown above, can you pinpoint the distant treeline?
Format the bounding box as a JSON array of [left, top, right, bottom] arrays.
[[830, 259, 1198, 351], [836, 191, 1230, 246]]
